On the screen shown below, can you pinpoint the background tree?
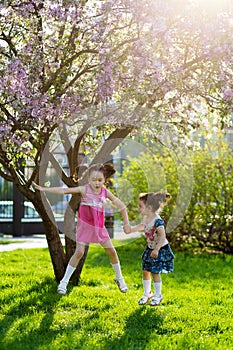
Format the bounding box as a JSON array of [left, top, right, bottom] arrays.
[[0, 0, 232, 282]]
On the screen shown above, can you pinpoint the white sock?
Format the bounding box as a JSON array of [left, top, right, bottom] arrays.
[[142, 279, 151, 296], [61, 265, 76, 284], [111, 262, 123, 280], [154, 281, 162, 297]]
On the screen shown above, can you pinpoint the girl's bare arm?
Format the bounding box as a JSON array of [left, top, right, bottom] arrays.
[[33, 182, 85, 195], [151, 226, 166, 258], [107, 190, 129, 226], [129, 223, 144, 233]]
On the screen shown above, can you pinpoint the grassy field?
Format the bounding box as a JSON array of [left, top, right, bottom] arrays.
[[0, 237, 233, 350], [0, 240, 27, 245]]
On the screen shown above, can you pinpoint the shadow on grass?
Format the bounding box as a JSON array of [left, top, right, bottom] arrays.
[[103, 307, 165, 350], [85, 237, 144, 272], [0, 277, 62, 350], [87, 239, 233, 285]]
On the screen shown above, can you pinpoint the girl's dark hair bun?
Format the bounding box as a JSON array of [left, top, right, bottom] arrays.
[[102, 163, 116, 177]]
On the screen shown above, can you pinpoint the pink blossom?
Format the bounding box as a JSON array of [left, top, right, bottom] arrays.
[[223, 89, 233, 100]]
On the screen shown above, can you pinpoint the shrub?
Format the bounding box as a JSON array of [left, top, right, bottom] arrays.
[[117, 134, 233, 253]]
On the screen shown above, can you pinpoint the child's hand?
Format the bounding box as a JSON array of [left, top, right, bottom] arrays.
[[123, 223, 131, 234], [32, 182, 43, 191], [151, 249, 159, 258]]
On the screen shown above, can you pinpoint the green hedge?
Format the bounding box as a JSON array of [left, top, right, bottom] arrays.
[[116, 135, 233, 253]]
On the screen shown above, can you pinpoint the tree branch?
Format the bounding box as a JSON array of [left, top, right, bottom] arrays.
[[48, 152, 72, 186], [0, 31, 17, 56], [61, 64, 98, 94], [71, 120, 93, 171], [42, 49, 98, 93], [92, 126, 134, 165], [59, 124, 73, 169], [0, 167, 13, 182]]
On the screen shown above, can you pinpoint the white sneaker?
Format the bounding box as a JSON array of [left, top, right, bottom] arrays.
[[114, 278, 128, 293], [138, 291, 153, 305], [57, 281, 67, 295], [150, 294, 163, 306]]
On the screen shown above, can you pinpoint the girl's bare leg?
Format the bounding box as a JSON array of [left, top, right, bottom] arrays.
[[101, 239, 118, 264], [142, 270, 151, 280], [150, 273, 163, 306], [57, 242, 86, 295], [101, 239, 128, 292], [138, 270, 153, 304], [152, 273, 161, 283], [69, 243, 86, 267]]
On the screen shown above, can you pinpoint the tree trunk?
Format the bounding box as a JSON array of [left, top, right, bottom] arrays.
[[43, 219, 66, 282], [29, 192, 67, 282]]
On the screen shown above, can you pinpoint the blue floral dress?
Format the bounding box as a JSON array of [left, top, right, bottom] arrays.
[[142, 215, 174, 274]]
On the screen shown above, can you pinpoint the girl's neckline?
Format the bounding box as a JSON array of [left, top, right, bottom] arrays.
[[144, 214, 160, 226]]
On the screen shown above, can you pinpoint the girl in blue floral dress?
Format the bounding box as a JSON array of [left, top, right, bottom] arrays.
[[124, 192, 174, 306]]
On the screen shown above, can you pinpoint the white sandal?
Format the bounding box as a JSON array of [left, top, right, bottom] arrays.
[[114, 278, 128, 293], [57, 281, 67, 295], [150, 295, 163, 306], [138, 291, 153, 305]]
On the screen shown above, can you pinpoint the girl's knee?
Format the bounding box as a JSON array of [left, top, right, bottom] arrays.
[[106, 247, 118, 259], [74, 245, 85, 259], [152, 273, 161, 282]]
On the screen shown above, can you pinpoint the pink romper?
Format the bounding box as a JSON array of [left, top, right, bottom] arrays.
[[76, 184, 110, 243]]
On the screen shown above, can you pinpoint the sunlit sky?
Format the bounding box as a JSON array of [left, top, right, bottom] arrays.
[[193, 0, 231, 11]]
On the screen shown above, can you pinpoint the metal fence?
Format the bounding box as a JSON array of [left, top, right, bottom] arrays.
[[0, 164, 66, 236], [0, 164, 114, 237]]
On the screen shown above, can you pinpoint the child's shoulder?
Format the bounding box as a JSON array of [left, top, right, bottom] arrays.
[[154, 215, 164, 228], [102, 185, 108, 196], [77, 184, 87, 195]]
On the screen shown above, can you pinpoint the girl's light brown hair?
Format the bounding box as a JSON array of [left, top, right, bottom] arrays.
[[88, 163, 116, 183]]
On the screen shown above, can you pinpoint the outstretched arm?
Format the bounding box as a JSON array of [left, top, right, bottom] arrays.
[[107, 190, 130, 228], [33, 182, 85, 195], [128, 223, 144, 233]]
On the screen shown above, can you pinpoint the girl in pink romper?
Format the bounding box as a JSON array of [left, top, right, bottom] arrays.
[[34, 163, 130, 295], [76, 183, 110, 243]]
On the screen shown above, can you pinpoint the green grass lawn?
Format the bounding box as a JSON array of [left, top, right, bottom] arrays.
[[0, 237, 232, 350], [0, 239, 26, 245]]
